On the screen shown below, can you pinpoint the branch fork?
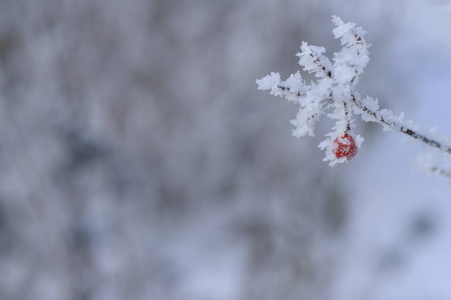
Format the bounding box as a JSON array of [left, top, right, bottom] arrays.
[[257, 16, 451, 171]]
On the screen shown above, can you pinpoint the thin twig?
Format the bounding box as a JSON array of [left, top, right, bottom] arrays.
[[350, 94, 451, 154]]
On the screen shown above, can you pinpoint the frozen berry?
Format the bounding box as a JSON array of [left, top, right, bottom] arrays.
[[333, 134, 357, 160]]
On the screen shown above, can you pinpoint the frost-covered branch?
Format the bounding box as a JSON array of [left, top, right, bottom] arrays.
[[257, 16, 451, 169], [350, 94, 451, 154]]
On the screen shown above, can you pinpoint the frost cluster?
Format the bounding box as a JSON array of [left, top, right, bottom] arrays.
[[257, 16, 450, 169], [257, 16, 371, 165]]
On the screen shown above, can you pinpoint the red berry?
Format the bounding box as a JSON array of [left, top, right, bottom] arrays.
[[333, 134, 357, 160]]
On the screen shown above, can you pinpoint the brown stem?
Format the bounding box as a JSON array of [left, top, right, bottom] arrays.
[[343, 101, 351, 132]]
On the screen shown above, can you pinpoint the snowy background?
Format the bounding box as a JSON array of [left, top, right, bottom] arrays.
[[0, 0, 451, 299]]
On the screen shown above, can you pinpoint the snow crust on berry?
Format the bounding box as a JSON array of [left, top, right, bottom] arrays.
[[318, 138, 347, 166], [334, 135, 357, 158], [319, 131, 363, 166]]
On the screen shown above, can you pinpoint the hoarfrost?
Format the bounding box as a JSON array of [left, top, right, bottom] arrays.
[[257, 16, 451, 170]]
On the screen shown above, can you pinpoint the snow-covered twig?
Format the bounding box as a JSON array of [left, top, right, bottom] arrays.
[[350, 94, 451, 154], [257, 16, 451, 169]]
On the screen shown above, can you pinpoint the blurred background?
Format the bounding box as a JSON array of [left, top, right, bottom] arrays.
[[0, 0, 451, 299]]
